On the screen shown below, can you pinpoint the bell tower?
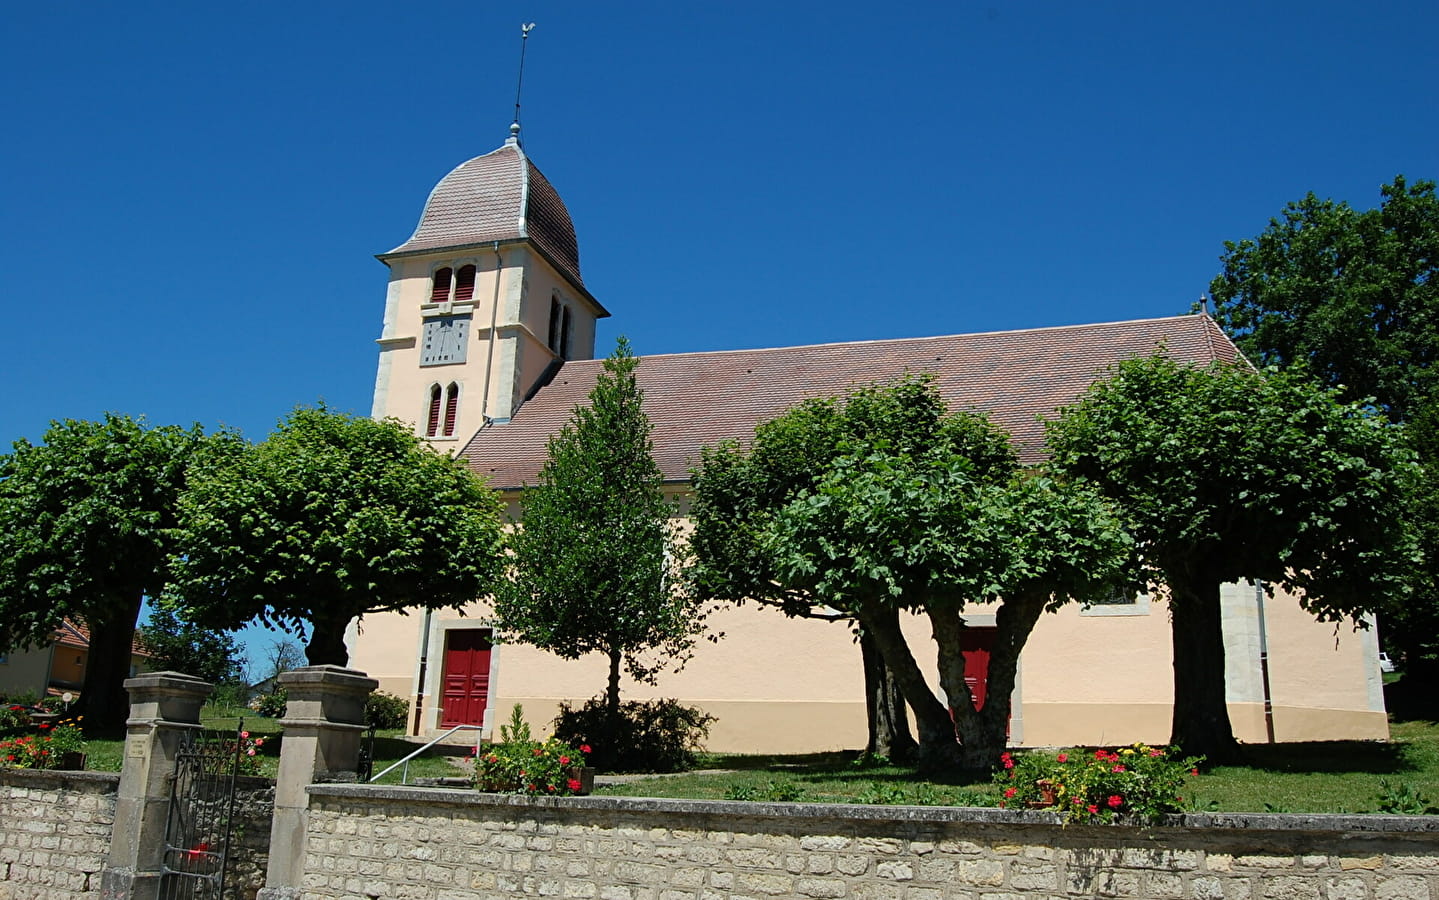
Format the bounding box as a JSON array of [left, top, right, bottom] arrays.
[[370, 125, 608, 447]]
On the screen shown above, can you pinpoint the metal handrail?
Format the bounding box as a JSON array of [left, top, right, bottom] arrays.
[[369, 724, 484, 785]]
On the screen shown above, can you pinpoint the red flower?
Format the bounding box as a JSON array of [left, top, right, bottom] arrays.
[[1149, 749, 1164, 758], [1003, 787, 1017, 799], [998, 800, 1006, 809], [1107, 795, 1123, 808], [580, 744, 592, 754], [567, 778, 582, 792], [533, 747, 542, 756], [1056, 753, 1068, 763], [1094, 750, 1108, 760], [1190, 768, 1199, 777], [1086, 805, 1099, 814], [1112, 765, 1126, 773], [559, 756, 571, 766], [1000, 752, 1014, 770], [527, 784, 537, 792], [37, 723, 49, 730]]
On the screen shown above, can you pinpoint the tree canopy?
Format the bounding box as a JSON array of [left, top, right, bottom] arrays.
[[1209, 175, 1438, 422], [1208, 175, 1439, 679], [168, 405, 506, 665], [137, 605, 246, 685], [692, 375, 1133, 769], [493, 338, 708, 711], [0, 414, 216, 730], [1047, 354, 1419, 759]]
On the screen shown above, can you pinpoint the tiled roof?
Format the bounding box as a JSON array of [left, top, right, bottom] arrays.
[[461, 314, 1241, 489], [54, 617, 151, 656], [384, 141, 583, 288]]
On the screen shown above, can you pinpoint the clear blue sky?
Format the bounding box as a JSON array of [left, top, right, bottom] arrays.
[[3, 2, 1434, 664]]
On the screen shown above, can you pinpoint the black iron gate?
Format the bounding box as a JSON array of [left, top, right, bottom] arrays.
[[159, 722, 245, 899]]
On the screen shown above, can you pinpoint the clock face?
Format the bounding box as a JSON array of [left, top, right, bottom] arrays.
[[421, 315, 471, 366]]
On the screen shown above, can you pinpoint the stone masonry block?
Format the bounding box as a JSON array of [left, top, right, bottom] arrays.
[[1376, 875, 1431, 900]]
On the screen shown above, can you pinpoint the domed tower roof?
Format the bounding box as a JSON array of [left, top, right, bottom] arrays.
[[383, 137, 583, 289]]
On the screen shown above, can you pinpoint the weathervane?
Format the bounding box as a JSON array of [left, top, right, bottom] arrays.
[[511, 22, 537, 144]]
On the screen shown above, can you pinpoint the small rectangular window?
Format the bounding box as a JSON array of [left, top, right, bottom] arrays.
[[421, 315, 471, 366]]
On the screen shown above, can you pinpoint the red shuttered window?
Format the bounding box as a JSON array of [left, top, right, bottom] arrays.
[[425, 384, 443, 437], [442, 383, 460, 437], [430, 268, 453, 304], [453, 265, 476, 303]]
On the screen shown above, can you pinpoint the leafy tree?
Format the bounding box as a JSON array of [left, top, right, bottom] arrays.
[[0, 414, 215, 731], [692, 376, 1133, 769], [1208, 176, 1439, 675], [137, 605, 245, 684], [1047, 354, 1419, 760], [1209, 176, 1438, 422], [168, 406, 506, 665], [493, 338, 709, 712]]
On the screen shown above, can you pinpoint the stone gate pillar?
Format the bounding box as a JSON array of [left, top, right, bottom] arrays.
[[100, 671, 213, 900], [259, 665, 377, 900]]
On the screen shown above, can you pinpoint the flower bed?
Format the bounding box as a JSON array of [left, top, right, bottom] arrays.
[[995, 743, 1202, 824]]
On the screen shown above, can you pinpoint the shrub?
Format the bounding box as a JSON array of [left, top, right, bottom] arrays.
[[994, 743, 1203, 824], [208, 682, 251, 712], [0, 704, 30, 732], [552, 697, 715, 773], [249, 690, 287, 718], [365, 690, 410, 730], [474, 705, 590, 796]]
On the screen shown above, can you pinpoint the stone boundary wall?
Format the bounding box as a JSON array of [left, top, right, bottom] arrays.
[[0, 769, 119, 899], [0, 769, 274, 900], [302, 785, 1439, 900]]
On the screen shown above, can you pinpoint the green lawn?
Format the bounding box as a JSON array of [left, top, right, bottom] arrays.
[[595, 719, 1439, 815], [81, 700, 467, 784], [69, 701, 1439, 814]]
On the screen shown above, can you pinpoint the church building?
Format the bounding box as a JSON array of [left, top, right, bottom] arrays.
[[348, 129, 1388, 752]]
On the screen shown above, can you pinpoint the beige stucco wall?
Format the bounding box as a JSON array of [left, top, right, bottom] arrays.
[[371, 245, 600, 446], [349, 575, 1387, 754], [0, 646, 52, 697]]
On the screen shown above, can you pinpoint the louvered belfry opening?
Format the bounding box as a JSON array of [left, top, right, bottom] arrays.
[[453, 265, 476, 304], [430, 268, 453, 304], [425, 384, 443, 437], [442, 383, 460, 437]]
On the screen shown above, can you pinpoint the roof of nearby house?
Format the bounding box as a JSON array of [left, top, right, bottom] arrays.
[[383, 139, 584, 290], [460, 313, 1242, 490], [55, 618, 150, 657]]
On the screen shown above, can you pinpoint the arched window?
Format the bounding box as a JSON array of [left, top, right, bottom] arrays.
[[430, 268, 453, 304], [548, 297, 562, 352], [453, 265, 476, 303], [425, 384, 443, 437], [442, 383, 460, 437]]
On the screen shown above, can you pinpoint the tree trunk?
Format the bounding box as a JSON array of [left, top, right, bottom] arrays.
[[305, 616, 350, 666], [856, 599, 959, 770], [860, 618, 916, 763], [1168, 573, 1240, 762], [606, 648, 622, 713], [961, 593, 1045, 770], [79, 591, 145, 733]]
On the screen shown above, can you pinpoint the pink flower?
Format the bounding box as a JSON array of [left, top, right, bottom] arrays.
[[247, 749, 256, 756], [241, 731, 250, 739], [1149, 749, 1163, 757], [580, 744, 592, 754], [1107, 795, 1123, 808], [1112, 765, 1126, 773], [559, 756, 571, 766], [1086, 805, 1099, 814]]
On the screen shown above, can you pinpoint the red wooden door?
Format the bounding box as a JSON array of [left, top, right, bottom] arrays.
[[960, 627, 997, 711], [440, 629, 492, 727]]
